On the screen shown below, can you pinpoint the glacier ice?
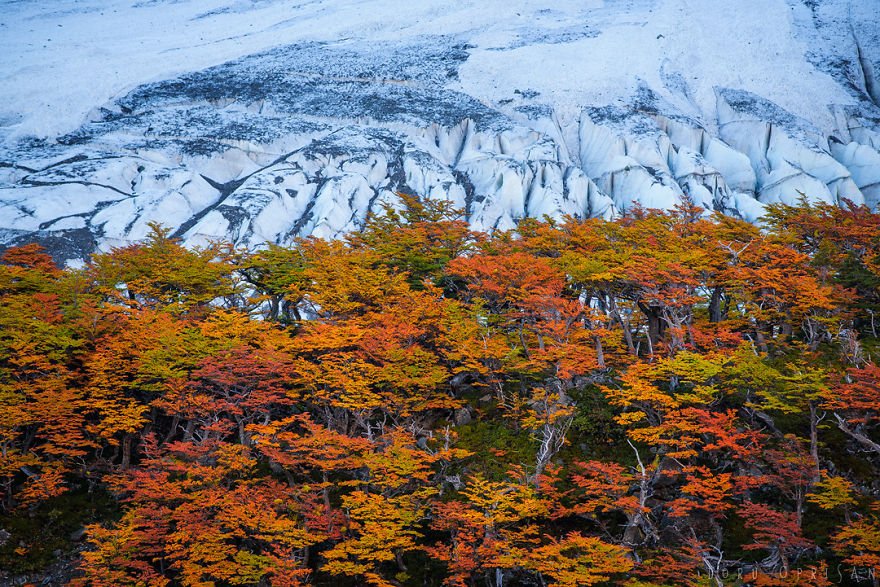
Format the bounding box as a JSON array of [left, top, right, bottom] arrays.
[[0, 0, 878, 263]]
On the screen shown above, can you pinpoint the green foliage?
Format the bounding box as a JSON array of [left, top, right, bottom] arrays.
[[0, 485, 118, 576], [568, 384, 627, 458], [455, 420, 537, 480], [351, 193, 478, 287]]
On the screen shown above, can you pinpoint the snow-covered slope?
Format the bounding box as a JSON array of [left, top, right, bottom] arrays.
[[1, 0, 878, 261]]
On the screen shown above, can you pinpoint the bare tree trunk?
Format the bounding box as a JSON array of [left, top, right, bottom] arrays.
[[395, 550, 408, 572], [623, 441, 657, 547], [595, 336, 606, 369], [121, 433, 134, 470], [809, 402, 821, 482], [638, 301, 662, 351], [323, 471, 334, 535], [183, 419, 195, 442], [709, 286, 725, 323], [163, 414, 180, 444], [754, 327, 769, 354], [608, 296, 636, 355], [834, 414, 880, 455]]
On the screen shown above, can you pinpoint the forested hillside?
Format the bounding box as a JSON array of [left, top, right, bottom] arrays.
[[1, 196, 879, 586]]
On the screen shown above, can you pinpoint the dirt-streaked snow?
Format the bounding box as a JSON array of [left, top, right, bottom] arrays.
[[1, 0, 878, 261]]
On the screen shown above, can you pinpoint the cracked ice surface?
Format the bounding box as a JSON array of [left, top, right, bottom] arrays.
[[0, 0, 878, 262]]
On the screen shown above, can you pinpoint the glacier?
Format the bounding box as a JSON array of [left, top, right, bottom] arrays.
[[0, 0, 879, 262]]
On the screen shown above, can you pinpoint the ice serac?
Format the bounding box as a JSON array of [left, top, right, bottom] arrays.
[[828, 109, 880, 209], [1, 0, 879, 263], [573, 100, 764, 219], [830, 139, 880, 209], [717, 89, 864, 207], [578, 107, 682, 212], [649, 112, 764, 220]]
